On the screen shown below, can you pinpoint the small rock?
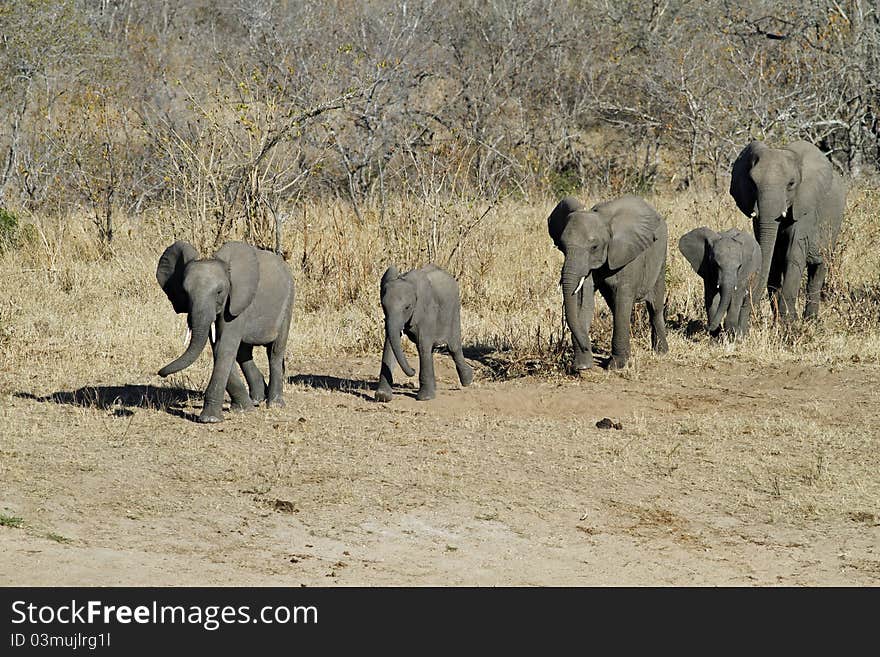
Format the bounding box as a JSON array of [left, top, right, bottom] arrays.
[[596, 418, 623, 430]]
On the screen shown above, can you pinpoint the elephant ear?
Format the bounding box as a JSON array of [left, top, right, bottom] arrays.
[[408, 270, 437, 330], [215, 241, 260, 317], [730, 141, 765, 218], [548, 196, 585, 251], [728, 230, 762, 275], [678, 227, 717, 278], [599, 196, 663, 270], [380, 265, 400, 293], [786, 141, 833, 227], [156, 241, 198, 314]]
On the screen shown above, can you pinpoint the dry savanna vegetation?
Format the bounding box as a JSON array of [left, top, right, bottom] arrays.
[[1, 1, 879, 585], [1, 187, 879, 585]]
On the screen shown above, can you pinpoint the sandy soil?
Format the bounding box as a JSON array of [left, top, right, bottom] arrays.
[[1, 353, 878, 586]]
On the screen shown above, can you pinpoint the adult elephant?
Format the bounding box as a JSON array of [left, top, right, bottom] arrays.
[[729, 140, 845, 321], [156, 240, 295, 423], [548, 195, 668, 370]]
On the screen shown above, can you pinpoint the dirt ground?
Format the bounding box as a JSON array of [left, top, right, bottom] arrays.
[[1, 351, 878, 586]]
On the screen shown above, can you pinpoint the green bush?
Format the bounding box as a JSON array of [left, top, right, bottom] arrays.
[[0, 208, 35, 251]]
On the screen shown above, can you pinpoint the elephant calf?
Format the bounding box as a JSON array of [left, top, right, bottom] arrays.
[[678, 227, 761, 339], [156, 240, 295, 423], [548, 194, 668, 370], [375, 264, 473, 402]]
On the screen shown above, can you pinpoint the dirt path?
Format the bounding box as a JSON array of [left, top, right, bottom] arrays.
[[1, 356, 878, 586]]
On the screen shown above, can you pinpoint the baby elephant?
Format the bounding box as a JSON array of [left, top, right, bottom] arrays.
[[375, 264, 473, 402], [156, 240, 295, 422], [678, 227, 761, 338]]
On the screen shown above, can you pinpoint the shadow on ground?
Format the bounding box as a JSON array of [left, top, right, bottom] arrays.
[[462, 344, 608, 377], [288, 374, 389, 401], [14, 385, 200, 420]]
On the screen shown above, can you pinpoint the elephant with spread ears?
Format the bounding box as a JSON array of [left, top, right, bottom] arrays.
[[156, 240, 295, 423], [548, 194, 668, 371], [729, 140, 846, 322]]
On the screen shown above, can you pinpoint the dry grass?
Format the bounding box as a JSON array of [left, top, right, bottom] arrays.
[[2, 186, 878, 382]]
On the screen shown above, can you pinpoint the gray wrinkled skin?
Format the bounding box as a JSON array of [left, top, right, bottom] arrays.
[[730, 140, 846, 322], [156, 240, 295, 423], [548, 194, 669, 370], [679, 227, 762, 339], [375, 264, 473, 402]]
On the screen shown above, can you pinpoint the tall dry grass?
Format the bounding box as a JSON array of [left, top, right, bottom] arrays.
[[1, 186, 879, 394]]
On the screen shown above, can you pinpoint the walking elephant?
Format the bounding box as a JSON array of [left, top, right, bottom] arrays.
[[156, 240, 295, 423], [678, 227, 761, 339], [729, 140, 845, 321], [375, 264, 473, 402], [548, 195, 668, 370]]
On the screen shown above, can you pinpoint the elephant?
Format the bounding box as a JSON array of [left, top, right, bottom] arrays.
[[729, 140, 846, 321], [548, 194, 668, 370], [375, 264, 473, 402], [156, 240, 295, 423], [678, 227, 761, 339]]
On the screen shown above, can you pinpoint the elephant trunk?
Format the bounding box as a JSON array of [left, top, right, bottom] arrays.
[[158, 309, 213, 377], [708, 275, 735, 332], [561, 261, 591, 352], [755, 193, 785, 296], [386, 320, 416, 377]]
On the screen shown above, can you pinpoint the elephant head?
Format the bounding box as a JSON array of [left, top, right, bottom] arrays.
[[730, 140, 832, 297], [379, 265, 417, 377], [679, 227, 760, 332], [156, 240, 259, 377], [548, 195, 662, 352]]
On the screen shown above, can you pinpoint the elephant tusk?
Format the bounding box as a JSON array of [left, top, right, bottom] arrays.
[[750, 211, 757, 218], [573, 276, 586, 296], [210, 322, 216, 344], [183, 326, 191, 347]]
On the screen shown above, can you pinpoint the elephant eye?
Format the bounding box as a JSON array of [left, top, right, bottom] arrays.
[[787, 179, 796, 189]]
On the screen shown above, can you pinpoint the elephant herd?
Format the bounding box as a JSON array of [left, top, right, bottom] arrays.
[[154, 139, 846, 422]]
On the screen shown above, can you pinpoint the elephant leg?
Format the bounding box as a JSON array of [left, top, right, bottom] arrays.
[[705, 286, 722, 339], [201, 340, 241, 423], [804, 261, 827, 320], [265, 341, 286, 408], [447, 324, 473, 387], [736, 290, 753, 338], [573, 284, 595, 370], [225, 367, 254, 413], [416, 338, 437, 401], [375, 339, 396, 402], [608, 291, 634, 369], [779, 239, 808, 322], [236, 343, 266, 405], [646, 274, 668, 353], [769, 227, 796, 319], [724, 288, 747, 338]]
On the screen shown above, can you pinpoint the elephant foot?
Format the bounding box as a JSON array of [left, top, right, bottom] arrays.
[[572, 350, 593, 372], [229, 400, 256, 413], [416, 388, 436, 401], [458, 365, 474, 387], [375, 388, 393, 403], [653, 337, 669, 354], [197, 412, 223, 424], [266, 396, 286, 409], [250, 395, 265, 406], [607, 356, 628, 370]]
